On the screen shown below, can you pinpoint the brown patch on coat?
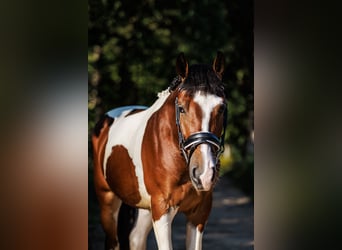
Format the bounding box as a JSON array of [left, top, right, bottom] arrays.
[[209, 104, 225, 138], [180, 190, 213, 232], [168, 181, 212, 232], [92, 116, 114, 194], [106, 145, 142, 207]]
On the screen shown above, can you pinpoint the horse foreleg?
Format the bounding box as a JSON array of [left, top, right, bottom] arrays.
[[185, 193, 212, 250], [129, 208, 153, 250], [99, 191, 122, 250], [152, 206, 178, 250], [186, 222, 203, 250]]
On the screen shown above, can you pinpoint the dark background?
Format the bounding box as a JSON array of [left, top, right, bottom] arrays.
[[88, 1, 254, 248], [88, 0, 254, 195]]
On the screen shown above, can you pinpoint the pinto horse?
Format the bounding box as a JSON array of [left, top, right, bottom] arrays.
[[92, 52, 227, 250]]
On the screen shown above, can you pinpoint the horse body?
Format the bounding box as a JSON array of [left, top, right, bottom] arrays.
[[92, 52, 226, 250], [104, 92, 170, 208]]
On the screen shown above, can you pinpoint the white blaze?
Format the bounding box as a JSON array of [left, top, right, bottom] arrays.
[[193, 92, 223, 190], [193, 92, 223, 131]]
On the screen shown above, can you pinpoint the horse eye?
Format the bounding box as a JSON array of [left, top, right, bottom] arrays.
[[179, 106, 185, 114], [218, 104, 226, 114]]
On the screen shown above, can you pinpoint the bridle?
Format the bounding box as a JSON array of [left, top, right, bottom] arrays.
[[175, 97, 227, 165]]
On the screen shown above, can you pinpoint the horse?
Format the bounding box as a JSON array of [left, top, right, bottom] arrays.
[[92, 51, 227, 250]]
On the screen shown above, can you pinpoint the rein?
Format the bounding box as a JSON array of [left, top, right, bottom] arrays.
[[175, 97, 227, 165]]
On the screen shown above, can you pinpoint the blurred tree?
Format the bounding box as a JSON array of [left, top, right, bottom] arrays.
[[88, 0, 253, 193]]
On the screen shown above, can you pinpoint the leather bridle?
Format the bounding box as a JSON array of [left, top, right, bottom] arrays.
[[175, 97, 227, 165]]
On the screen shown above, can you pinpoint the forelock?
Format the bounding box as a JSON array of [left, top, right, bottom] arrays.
[[179, 64, 225, 97]]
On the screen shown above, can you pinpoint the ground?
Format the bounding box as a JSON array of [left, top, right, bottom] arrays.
[[88, 176, 254, 250]]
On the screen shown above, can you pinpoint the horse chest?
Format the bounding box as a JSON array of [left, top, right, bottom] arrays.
[[171, 183, 209, 211]]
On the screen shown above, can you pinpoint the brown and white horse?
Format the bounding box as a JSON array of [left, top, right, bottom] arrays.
[[92, 52, 227, 250]]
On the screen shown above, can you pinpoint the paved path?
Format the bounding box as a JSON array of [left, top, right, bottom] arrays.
[[89, 176, 254, 249]]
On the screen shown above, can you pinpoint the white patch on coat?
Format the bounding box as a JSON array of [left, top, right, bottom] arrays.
[[104, 89, 171, 208], [129, 208, 153, 249], [186, 222, 203, 250], [152, 207, 178, 250]]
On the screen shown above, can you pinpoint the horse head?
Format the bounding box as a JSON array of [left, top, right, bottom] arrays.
[[172, 52, 227, 191]]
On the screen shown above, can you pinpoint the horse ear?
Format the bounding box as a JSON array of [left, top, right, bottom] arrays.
[[213, 51, 225, 79], [176, 52, 189, 79]]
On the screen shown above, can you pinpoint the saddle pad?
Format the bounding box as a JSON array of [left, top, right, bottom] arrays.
[[106, 105, 148, 118]]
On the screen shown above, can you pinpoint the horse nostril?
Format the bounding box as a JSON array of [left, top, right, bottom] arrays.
[[191, 167, 202, 187], [192, 167, 197, 178]]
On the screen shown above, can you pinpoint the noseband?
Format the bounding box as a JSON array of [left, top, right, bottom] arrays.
[[175, 97, 227, 165]]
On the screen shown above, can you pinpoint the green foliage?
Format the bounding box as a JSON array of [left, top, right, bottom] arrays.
[[88, 0, 253, 193]]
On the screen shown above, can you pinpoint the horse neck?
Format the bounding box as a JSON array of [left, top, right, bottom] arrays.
[[149, 91, 185, 165], [156, 92, 179, 145]]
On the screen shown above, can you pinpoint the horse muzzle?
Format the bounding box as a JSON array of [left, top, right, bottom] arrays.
[[190, 166, 216, 191], [188, 144, 218, 191]]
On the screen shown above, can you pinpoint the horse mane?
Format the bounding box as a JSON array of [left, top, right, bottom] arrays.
[[169, 64, 225, 97], [169, 75, 182, 91]]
